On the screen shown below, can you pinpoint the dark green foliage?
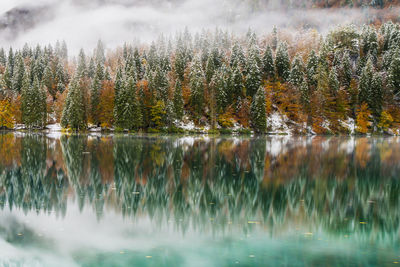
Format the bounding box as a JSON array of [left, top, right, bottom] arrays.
[[275, 42, 291, 82], [250, 86, 266, 133]]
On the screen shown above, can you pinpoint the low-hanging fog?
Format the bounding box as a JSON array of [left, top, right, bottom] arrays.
[[0, 0, 396, 53]]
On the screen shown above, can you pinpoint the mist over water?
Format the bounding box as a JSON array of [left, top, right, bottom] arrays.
[[0, 0, 390, 53]]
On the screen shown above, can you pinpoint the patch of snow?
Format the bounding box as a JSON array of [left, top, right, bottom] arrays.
[[46, 123, 62, 132], [341, 118, 355, 135], [14, 124, 26, 130], [178, 120, 196, 131], [267, 112, 291, 135], [89, 127, 102, 132]]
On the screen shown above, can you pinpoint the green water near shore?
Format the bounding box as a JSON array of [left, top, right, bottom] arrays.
[[0, 134, 399, 266]]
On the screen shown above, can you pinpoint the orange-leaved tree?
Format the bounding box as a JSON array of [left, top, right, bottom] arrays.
[[99, 81, 115, 128], [356, 103, 371, 134]]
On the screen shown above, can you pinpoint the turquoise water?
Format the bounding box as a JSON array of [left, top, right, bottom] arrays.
[[0, 133, 400, 266]]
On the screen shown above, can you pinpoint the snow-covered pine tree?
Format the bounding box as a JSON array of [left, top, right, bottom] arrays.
[[275, 42, 290, 82], [11, 53, 25, 93], [245, 47, 262, 97], [61, 74, 87, 130], [339, 52, 352, 88], [262, 45, 275, 80], [328, 67, 340, 95], [154, 67, 169, 100], [250, 86, 266, 133], [113, 68, 125, 128], [0, 48, 6, 67], [230, 41, 246, 69], [289, 55, 304, 87], [358, 59, 374, 105], [173, 79, 184, 121], [90, 63, 103, 126], [189, 56, 205, 121], [388, 49, 400, 99], [370, 72, 383, 120], [76, 49, 87, 78]]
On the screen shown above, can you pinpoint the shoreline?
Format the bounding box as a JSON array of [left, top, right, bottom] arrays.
[[1, 127, 398, 137]]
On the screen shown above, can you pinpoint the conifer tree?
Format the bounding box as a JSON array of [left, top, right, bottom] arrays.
[[61, 75, 87, 130], [173, 79, 184, 120], [230, 42, 246, 69], [23, 77, 46, 128], [388, 49, 400, 98], [245, 50, 262, 97], [0, 48, 6, 67], [76, 49, 87, 78], [275, 42, 290, 82], [189, 56, 205, 121], [90, 66, 102, 126], [113, 68, 125, 128], [211, 69, 228, 113], [262, 45, 275, 80], [289, 55, 304, 87], [119, 76, 137, 130], [358, 59, 374, 105], [306, 50, 318, 90], [328, 68, 340, 95], [231, 63, 244, 100], [250, 86, 266, 133], [12, 53, 25, 93], [339, 52, 352, 88], [370, 72, 383, 120], [154, 67, 169, 100]]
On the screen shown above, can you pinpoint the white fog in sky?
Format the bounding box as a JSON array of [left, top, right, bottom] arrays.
[[0, 0, 387, 53]]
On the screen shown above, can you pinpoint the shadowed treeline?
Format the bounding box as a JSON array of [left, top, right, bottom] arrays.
[[0, 133, 400, 241]]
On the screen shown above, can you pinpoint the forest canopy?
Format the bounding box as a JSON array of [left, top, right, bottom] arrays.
[[1, 22, 400, 134]]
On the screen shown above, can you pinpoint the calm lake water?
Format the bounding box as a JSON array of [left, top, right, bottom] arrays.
[[0, 133, 400, 266]]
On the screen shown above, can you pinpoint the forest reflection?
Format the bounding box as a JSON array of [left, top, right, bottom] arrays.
[[1, 133, 400, 241]]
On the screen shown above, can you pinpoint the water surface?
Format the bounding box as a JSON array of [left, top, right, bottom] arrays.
[[0, 133, 400, 266]]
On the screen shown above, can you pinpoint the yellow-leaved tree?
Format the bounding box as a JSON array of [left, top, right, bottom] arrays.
[[0, 99, 14, 129]]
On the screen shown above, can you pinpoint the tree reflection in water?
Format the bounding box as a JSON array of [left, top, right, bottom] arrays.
[[0, 133, 400, 243]]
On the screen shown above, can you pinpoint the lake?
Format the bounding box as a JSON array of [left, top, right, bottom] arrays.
[[0, 133, 399, 266]]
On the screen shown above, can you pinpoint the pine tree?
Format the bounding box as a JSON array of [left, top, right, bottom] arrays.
[[61, 75, 87, 130], [120, 76, 137, 130], [358, 59, 374, 105], [113, 68, 125, 128], [262, 45, 275, 80], [0, 48, 6, 67], [275, 42, 290, 82], [205, 55, 215, 84], [154, 67, 169, 100], [211, 69, 228, 113], [90, 66, 102, 126], [95, 40, 106, 64], [300, 79, 310, 109], [165, 100, 175, 127], [388, 49, 400, 99], [24, 77, 46, 128], [306, 50, 318, 90], [173, 80, 184, 120], [76, 49, 87, 78], [189, 56, 205, 121], [289, 55, 304, 87], [11, 53, 25, 93], [339, 52, 352, 88], [250, 86, 266, 133], [328, 68, 340, 95], [231, 63, 244, 100], [230, 41, 246, 69], [245, 49, 262, 97], [370, 72, 383, 120]]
